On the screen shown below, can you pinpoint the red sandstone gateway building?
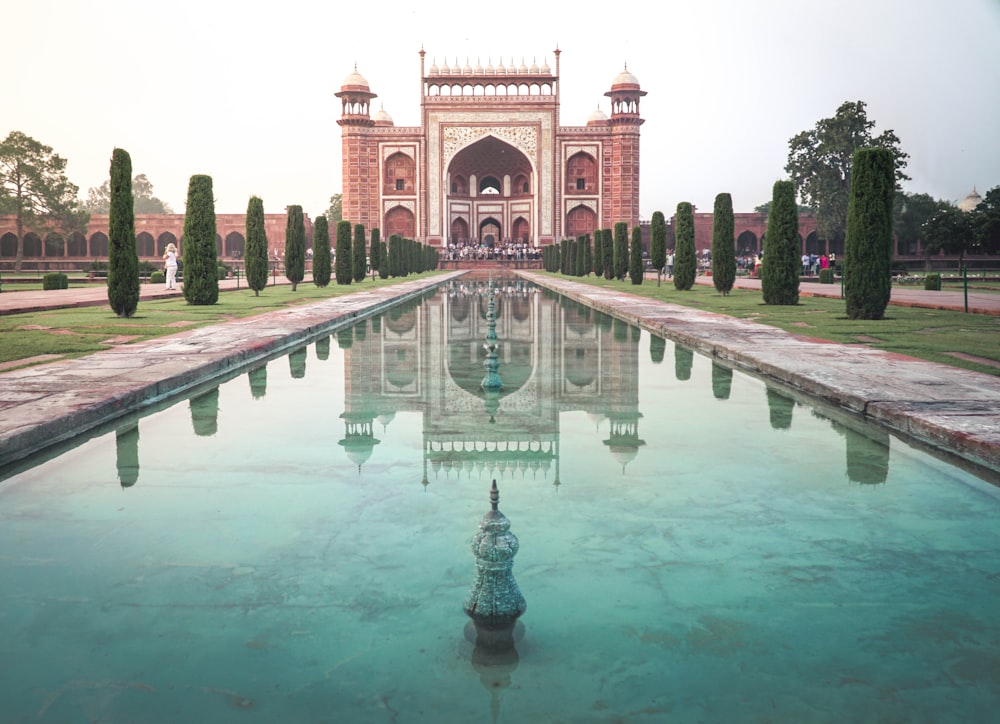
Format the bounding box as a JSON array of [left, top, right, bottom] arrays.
[[338, 49, 645, 248]]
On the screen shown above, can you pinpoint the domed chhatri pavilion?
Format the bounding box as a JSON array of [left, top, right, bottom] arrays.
[[336, 49, 645, 249]]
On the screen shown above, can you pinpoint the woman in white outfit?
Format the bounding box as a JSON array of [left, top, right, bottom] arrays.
[[163, 242, 178, 289]]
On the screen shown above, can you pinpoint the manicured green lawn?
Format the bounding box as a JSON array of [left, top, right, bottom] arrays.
[[550, 274, 1000, 377], [0, 274, 440, 369]]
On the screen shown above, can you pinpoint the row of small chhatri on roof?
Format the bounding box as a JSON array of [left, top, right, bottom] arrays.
[[339, 62, 642, 127]]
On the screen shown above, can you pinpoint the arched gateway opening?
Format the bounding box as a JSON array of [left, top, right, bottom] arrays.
[[447, 135, 533, 246]]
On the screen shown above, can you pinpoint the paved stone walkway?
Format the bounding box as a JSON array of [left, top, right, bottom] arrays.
[[523, 272, 1000, 478]]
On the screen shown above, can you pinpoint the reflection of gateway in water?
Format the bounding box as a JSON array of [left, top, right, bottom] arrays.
[[337, 278, 643, 484]]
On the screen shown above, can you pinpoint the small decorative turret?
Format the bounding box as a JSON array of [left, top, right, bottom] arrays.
[[464, 480, 526, 650]]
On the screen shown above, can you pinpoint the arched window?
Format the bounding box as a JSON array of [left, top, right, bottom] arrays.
[[566, 152, 597, 195], [384, 152, 415, 195]]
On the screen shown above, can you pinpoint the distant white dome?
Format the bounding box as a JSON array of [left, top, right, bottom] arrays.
[[373, 106, 393, 125], [587, 106, 609, 124], [429, 57, 439, 74], [341, 67, 370, 90], [611, 67, 640, 88], [959, 187, 982, 212]]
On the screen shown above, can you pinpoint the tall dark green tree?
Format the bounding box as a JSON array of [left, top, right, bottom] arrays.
[[245, 196, 268, 296], [284, 205, 305, 291], [352, 223, 367, 282], [629, 225, 643, 284], [107, 148, 139, 317], [844, 148, 895, 320], [650, 210, 667, 286], [613, 222, 629, 280], [761, 181, 801, 305], [593, 231, 604, 277], [369, 228, 382, 279], [711, 193, 736, 296], [673, 202, 697, 290], [378, 240, 390, 278], [312, 215, 331, 287], [0, 131, 88, 272], [786, 100, 908, 250], [893, 191, 945, 257], [387, 234, 402, 278], [335, 220, 352, 284], [583, 234, 592, 275], [181, 174, 219, 305], [602, 228, 614, 280]]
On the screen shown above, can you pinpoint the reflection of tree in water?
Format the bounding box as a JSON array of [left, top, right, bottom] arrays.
[[315, 335, 330, 361], [712, 361, 733, 400], [248, 365, 267, 399], [289, 347, 307, 379], [828, 419, 890, 485], [190, 387, 220, 437], [371, 315, 382, 335], [337, 326, 353, 349], [649, 335, 666, 364], [613, 318, 629, 343], [766, 387, 794, 430], [675, 345, 693, 381], [354, 319, 367, 342], [116, 424, 139, 488]]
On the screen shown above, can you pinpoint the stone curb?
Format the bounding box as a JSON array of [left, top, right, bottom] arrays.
[[0, 273, 464, 470], [520, 272, 1000, 477]]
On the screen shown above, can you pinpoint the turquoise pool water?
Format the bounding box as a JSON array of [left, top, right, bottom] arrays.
[[1, 282, 999, 722]]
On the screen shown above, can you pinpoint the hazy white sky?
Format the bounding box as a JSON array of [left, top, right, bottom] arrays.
[[6, 0, 999, 221]]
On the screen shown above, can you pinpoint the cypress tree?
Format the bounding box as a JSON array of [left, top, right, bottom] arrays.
[[761, 180, 800, 305], [352, 223, 367, 282], [312, 215, 331, 287], [650, 210, 667, 286], [593, 231, 604, 277], [613, 222, 629, 280], [378, 240, 390, 278], [107, 148, 139, 317], [284, 205, 305, 291], [711, 193, 736, 296], [602, 228, 614, 280], [245, 195, 268, 296], [335, 220, 352, 284], [583, 234, 592, 275], [182, 174, 219, 305], [673, 202, 697, 291], [629, 225, 643, 284], [845, 147, 895, 320], [388, 234, 401, 277], [369, 228, 381, 279]]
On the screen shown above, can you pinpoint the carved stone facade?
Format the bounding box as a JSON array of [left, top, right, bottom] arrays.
[[336, 51, 645, 249]]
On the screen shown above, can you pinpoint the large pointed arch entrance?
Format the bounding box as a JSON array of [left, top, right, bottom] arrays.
[[446, 134, 534, 246]]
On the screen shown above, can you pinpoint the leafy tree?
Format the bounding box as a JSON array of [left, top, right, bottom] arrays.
[[754, 200, 813, 214], [369, 228, 382, 279], [973, 186, 1000, 256], [84, 173, 172, 214], [245, 196, 268, 296], [107, 148, 140, 317], [711, 193, 736, 296], [335, 220, 352, 283], [922, 204, 976, 269], [650, 210, 666, 286], [352, 223, 367, 282], [312, 215, 331, 287], [761, 180, 800, 305], [181, 174, 219, 305], [785, 100, 908, 249], [593, 231, 604, 277], [613, 222, 629, 280], [673, 202, 696, 290], [284, 205, 306, 291], [326, 193, 343, 223], [844, 148, 895, 320], [583, 234, 592, 275], [0, 130, 89, 272], [602, 228, 614, 280], [893, 191, 946, 256], [378, 240, 389, 278], [629, 225, 643, 284]]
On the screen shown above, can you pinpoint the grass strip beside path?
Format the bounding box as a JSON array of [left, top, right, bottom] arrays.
[[0, 274, 441, 371], [547, 273, 1000, 377]]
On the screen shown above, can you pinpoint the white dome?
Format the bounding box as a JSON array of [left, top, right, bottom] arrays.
[[959, 187, 982, 212], [588, 106, 609, 124], [341, 68, 370, 90], [611, 67, 640, 87]]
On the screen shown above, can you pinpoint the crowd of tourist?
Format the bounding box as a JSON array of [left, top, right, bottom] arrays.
[[444, 240, 542, 262]]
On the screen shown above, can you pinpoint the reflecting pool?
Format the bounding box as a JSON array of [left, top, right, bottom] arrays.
[[2, 280, 999, 722]]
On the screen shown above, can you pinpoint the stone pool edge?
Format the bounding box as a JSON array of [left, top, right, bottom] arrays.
[[0, 273, 464, 470], [520, 272, 1000, 476]]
